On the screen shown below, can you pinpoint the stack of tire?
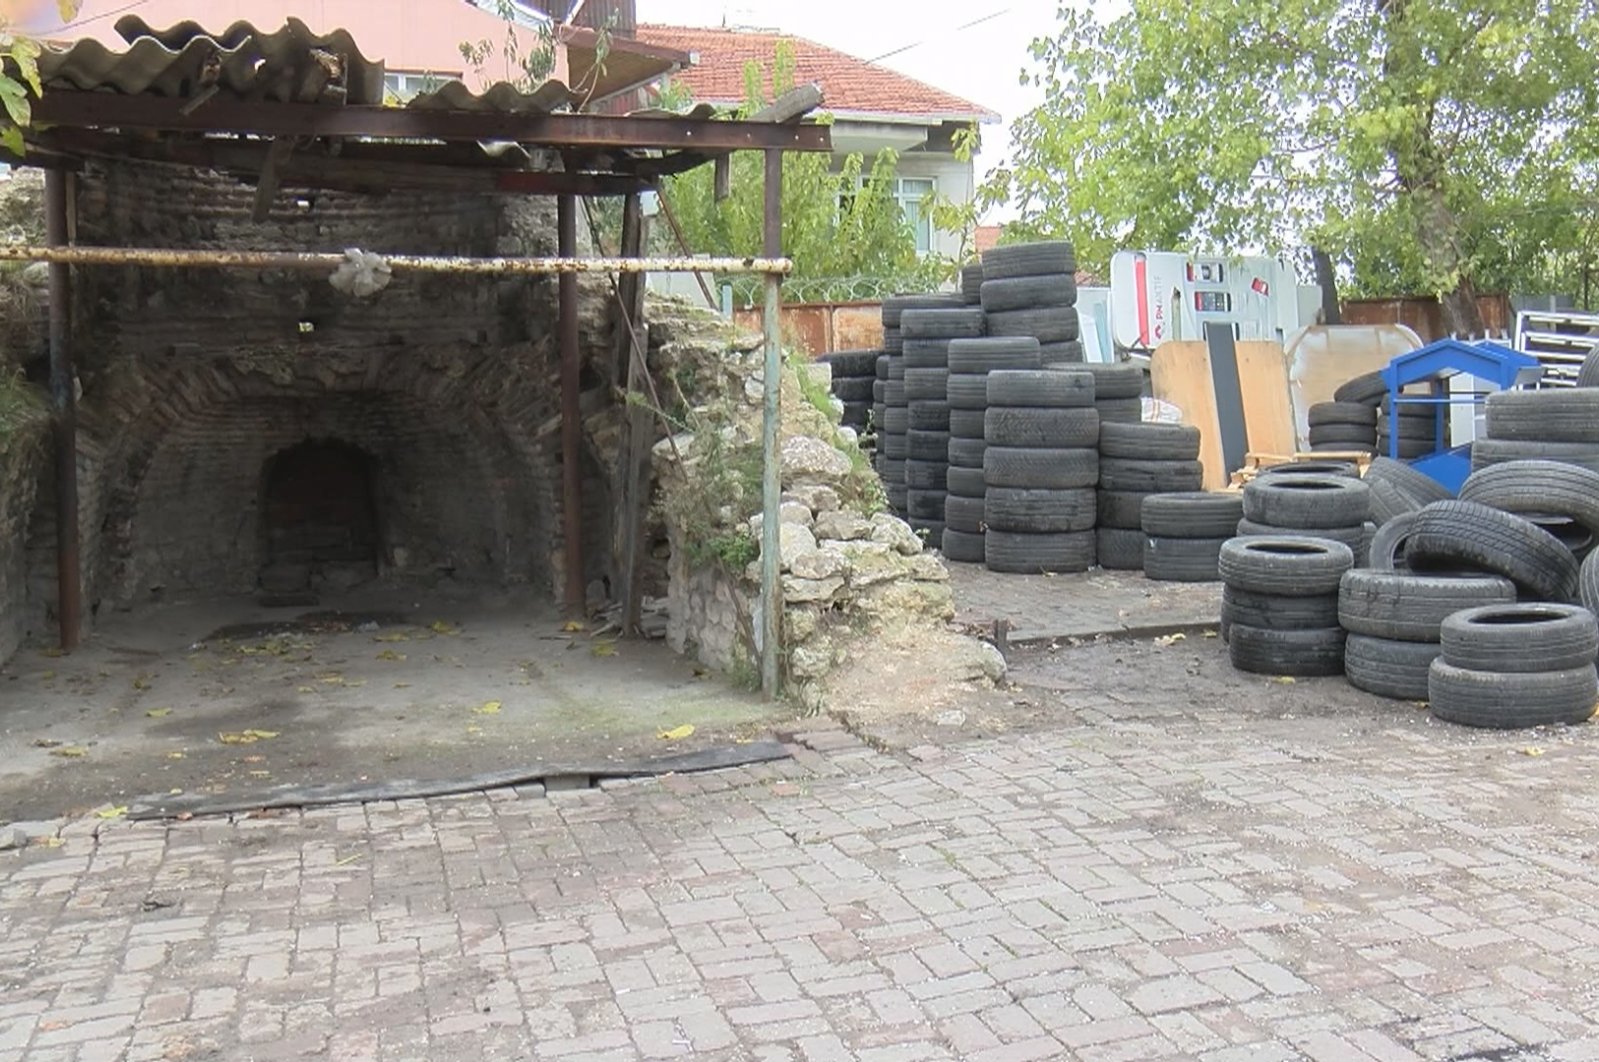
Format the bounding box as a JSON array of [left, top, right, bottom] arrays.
[[1236, 470, 1374, 565], [983, 368, 1098, 573], [979, 241, 1083, 365], [1306, 401, 1377, 453], [959, 262, 984, 307], [1219, 536, 1355, 674], [1377, 393, 1443, 459], [1083, 362, 1145, 425], [1338, 569, 1516, 701], [942, 337, 1042, 564], [1429, 604, 1599, 729], [1473, 387, 1599, 475], [872, 354, 889, 466], [901, 305, 986, 546], [878, 294, 963, 516], [824, 350, 877, 435], [1141, 492, 1244, 582], [1095, 422, 1204, 571]]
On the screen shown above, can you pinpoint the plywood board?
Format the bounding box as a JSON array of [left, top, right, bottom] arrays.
[[1151, 339, 1295, 491]]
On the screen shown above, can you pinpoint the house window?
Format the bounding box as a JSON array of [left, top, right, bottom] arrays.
[[383, 71, 454, 102], [894, 177, 936, 255]]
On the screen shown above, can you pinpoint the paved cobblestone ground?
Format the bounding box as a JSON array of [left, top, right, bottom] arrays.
[[7, 638, 1599, 1061], [948, 565, 1221, 643]]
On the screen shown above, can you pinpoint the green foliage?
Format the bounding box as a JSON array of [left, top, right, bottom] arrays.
[[461, 1, 614, 102], [990, 0, 1599, 306], [662, 42, 948, 304]]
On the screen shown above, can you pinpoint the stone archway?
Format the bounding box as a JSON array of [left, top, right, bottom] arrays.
[[258, 438, 379, 593]]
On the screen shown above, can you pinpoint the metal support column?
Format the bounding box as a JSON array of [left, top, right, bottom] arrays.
[[759, 150, 784, 698], [45, 169, 80, 651], [557, 194, 585, 618]]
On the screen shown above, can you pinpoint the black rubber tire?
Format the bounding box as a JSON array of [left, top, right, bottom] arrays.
[[881, 433, 908, 459], [1228, 625, 1347, 677], [980, 274, 1077, 312], [1375, 413, 1439, 441], [1242, 474, 1370, 529], [1405, 500, 1579, 601], [985, 407, 1100, 448], [1344, 635, 1438, 701], [959, 263, 984, 305], [903, 368, 949, 402], [872, 379, 887, 403], [882, 329, 904, 355], [1367, 478, 1421, 527], [1379, 395, 1442, 420], [885, 488, 907, 514], [1144, 537, 1227, 582], [1235, 519, 1365, 554], [1471, 438, 1599, 474], [841, 401, 871, 427], [945, 494, 986, 534], [1098, 459, 1204, 493], [982, 241, 1076, 280], [1222, 586, 1340, 631], [946, 466, 986, 497], [1218, 536, 1354, 596], [986, 306, 1080, 343], [1374, 437, 1435, 460], [1579, 344, 1599, 388], [947, 437, 987, 468], [1096, 527, 1146, 570], [948, 409, 986, 439], [1367, 456, 1452, 505], [882, 294, 964, 328], [1439, 603, 1599, 673], [900, 307, 986, 340], [987, 369, 1095, 408], [985, 530, 1095, 574], [883, 381, 906, 406], [984, 447, 1098, 489], [1040, 340, 1085, 364], [985, 488, 1096, 533], [1095, 398, 1144, 424], [886, 358, 906, 381], [1338, 569, 1517, 642], [1141, 492, 1245, 538], [879, 454, 906, 481], [1429, 661, 1599, 730], [1307, 425, 1378, 447], [1308, 441, 1375, 455], [1099, 422, 1202, 461], [1583, 549, 1599, 619], [906, 489, 947, 521], [946, 337, 1042, 374], [875, 354, 891, 380], [1459, 460, 1599, 537], [882, 407, 909, 434], [1368, 512, 1415, 571], [1485, 389, 1599, 443], [1081, 363, 1145, 399], [825, 350, 880, 377], [947, 374, 988, 409], [904, 461, 946, 491], [941, 527, 985, 563], [1334, 371, 1387, 405], [1308, 401, 1379, 428], [907, 404, 950, 431], [1258, 461, 1361, 480], [906, 429, 950, 461], [1098, 490, 1153, 530], [902, 339, 952, 369]]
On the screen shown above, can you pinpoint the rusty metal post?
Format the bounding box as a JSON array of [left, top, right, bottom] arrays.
[[557, 194, 585, 618], [759, 150, 784, 698], [45, 169, 80, 650]]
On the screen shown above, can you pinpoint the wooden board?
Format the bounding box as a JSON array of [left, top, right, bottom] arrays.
[[1151, 339, 1296, 491]]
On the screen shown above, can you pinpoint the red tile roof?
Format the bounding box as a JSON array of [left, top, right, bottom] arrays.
[[635, 23, 998, 124]]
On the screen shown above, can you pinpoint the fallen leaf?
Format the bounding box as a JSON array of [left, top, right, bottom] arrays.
[[1522, 746, 1545, 757], [242, 755, 265, 764], [35, 836, 64, 848], [474, 700, 502, 715], [169, 788, 183, 795], [317, 673, 345, 685], [374, 632, 411, 643], [1202, 630, 1219, 639], [32, 738, 61, 748], [50, 746, 88, 758], [562, 620, 587, 633], [1154, 633, 1187, 647], [394, 682, 412, 689], [133, 674, 152, 690], [218, 729, 280, 745], [166, 751, 185, 760], [592, 642, 618, 658], [145, 708, 173, 719], [335, 853, 363, 866], [39, 647, 64, 658], [248, 770, 271, 778], [95, 805, 128, 819], [430, 620, 459, 635], [466, 724, 483, 735], [1272, 676, 1296, 685], [376, 649, 407, 661], [658, 723, 695, 741], [296, 686, 315, 693], [245, 729, 279, 740]]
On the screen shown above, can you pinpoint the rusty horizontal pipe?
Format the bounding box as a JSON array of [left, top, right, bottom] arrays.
[[0, 245, 792, 275]]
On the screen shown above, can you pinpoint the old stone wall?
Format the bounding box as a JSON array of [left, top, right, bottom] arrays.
[[0, 385, 47, 661]]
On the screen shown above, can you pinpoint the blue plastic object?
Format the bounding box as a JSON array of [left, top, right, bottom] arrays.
[[1377, 339, 1542, 493]]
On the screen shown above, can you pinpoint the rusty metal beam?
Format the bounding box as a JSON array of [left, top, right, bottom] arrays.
[[44, 170, 80, 652], [31, 93, 834, 153], [615, 193, 651, 637], [0, 245, 790, 275], [759, 149, 784, 700], [558, 194, 585, 619]]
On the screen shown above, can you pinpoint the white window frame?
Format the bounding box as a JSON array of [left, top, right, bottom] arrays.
[[383, 70, 457, 102], [842, 175, 939, 256]]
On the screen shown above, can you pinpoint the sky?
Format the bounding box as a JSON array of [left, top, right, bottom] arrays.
[[639, 0, 1053, 217]]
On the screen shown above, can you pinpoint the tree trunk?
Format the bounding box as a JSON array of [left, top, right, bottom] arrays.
[[1311, 247, 1341, 325], [1438, 274, 1486, 339]]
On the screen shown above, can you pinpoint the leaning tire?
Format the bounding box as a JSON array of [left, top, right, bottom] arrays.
[[986, 369, 1095, 407], [1579, 343, 1599, 388], [985, 447, 1098, 489], [984, 488, 1096, 533], [1344, 635, 1438, 700], [1334, 370, 1387, 405], [1470, 438, 1599, 474], [1338, 569, 1517, 642], [1458, 460, 1599, 538], [1428, 661, 1598, 730], [1438, 603, 1599, 673], [1141, 493, 1244, 538], [985, 407, 1100, 448], [1096, 527, 1146, 570], [1485, 388, 1599, 443], [1368, 512, 1416, 571], [1143, 537, 1227, 582], [1405, 500, 1579, 601], [1228, 625, 1347, 677], [984, 530, 1095, 574], [1098, 458, 1204, 493], [1242, 474, 1370, 529], [1099, 422, 1201, 460], [1218, 536, 1353, 596]]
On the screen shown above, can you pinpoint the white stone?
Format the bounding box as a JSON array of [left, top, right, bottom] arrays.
[[761, 523, 817, 571], [790, 546, 846, 581], [841, 541, 903, 587], [786, 484, 841, 514], [869, 512, 924, 556], [814, 511, 871, 542], [781, 435, 852, 484], [935, 709, 967, 727], [783, 574, 844, 603], [904, 554, 950, 582]]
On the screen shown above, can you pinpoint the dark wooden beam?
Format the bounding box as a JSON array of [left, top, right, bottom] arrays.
[[32, 93, 834, 153]]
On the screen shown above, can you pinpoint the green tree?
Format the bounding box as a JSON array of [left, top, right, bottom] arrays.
[[662, 43, 947, 305], [989, 0, 1599, 332]]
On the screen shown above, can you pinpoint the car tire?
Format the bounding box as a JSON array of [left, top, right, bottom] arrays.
[[1242, 474, 1370, 529], [1438, 603, 1599, 673], [1218, 536, 1354, 596], [1429, 661, 1599, 729], [1344, 635, 1439, 700], [985, 447, 1099, 489], [1228, 625, 1347, 676], [984, 530, 1096, 574], [1143, 537, 1227, 582], [1405, 500, 1579, 601], [1338, 569, 1517, 642], [1099, 422, 1202, 460], [1140, 492, 1245, 538]]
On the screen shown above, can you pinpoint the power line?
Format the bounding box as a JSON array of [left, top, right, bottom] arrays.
[[866, 7, 1013, 64]]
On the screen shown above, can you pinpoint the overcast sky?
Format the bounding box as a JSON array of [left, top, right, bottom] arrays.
[[640, 1, 1053, 218]]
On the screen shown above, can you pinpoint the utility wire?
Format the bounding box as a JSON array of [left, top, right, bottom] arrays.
[[866, 7, 1013, 64]]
